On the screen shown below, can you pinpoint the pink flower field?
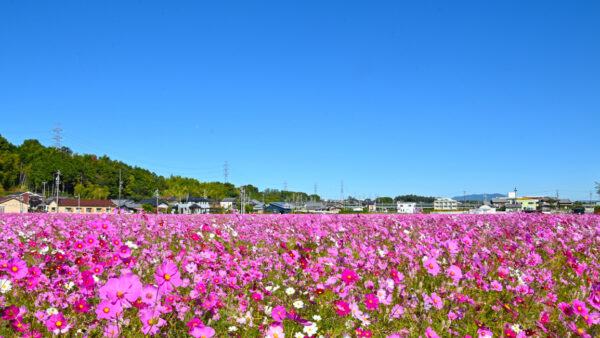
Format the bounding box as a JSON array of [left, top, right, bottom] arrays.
[[0, 213, 599, 337]]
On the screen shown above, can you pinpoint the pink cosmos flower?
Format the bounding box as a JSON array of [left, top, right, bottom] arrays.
[[423, 258, 440, 276], [364, 293, 379, 310], [140, 309, 166, 335], [341, 268, 359, 284], [272, 305, 286, 321], [573, 299, 589, 316], [265, 325, 284, 338], [103, 324, 120, 337], [98, 273, 142, 308], [141, 285, 159, 305], [491, 280, 503, 291], [73, 299, 89, 313], [430, 292, 443, 309], [425, 327, 440, 338], [96, 300, 123, 320], [190, 325, 216, 338], [446, 265, 463, 282], [7, 258, 28, 279], [154, 260, 182, 290]]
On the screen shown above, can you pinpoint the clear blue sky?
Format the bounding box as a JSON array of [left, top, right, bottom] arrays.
[[1, 1, 599, 200]]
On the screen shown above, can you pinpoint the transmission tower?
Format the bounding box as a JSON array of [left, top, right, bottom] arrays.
[[52, 123, 63, 149], [223, 161, 229, 183]]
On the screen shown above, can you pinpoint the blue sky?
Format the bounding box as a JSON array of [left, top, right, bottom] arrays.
[[1, 1, 599, 200]]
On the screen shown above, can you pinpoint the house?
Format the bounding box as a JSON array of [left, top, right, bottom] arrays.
[[434, 198, 458, 210], [264, 202, 292, 214], [470, 204, 497, 214], [518, 198, 538, 211], [397, 201, 417, 214], [47, 198, 116, 213], [220, 198, 235, 210], [178, 197, 211, 214], [0, 196, 29, 213], [111, 199, 142, 213], [139, 199, 169, 212]]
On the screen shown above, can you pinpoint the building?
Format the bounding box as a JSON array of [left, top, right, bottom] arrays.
[[397, 202, 417, 214], [264, 202, 292, 214], [220, 198, 235, 210], [0, 196, 29, 213], [470, 204, 497, 214], [139, 198, 170, 212], [518, 198, 537, 211], [434, 198, 458, 210], [111, 199, 142, 213], [47, 199, 116, 213]]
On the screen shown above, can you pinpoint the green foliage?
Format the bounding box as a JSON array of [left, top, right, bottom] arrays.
[[0, 134, 323, 203], [394, 194, 436, 203], [141, 203, 155, 213]]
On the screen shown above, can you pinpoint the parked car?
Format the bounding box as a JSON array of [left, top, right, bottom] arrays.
[[572, 207, 585, 215]]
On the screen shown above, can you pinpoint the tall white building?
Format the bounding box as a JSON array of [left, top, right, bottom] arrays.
[[434, 198, 458, 210], [397, 202, 417, 213]]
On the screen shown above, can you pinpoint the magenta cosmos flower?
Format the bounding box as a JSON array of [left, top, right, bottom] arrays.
[[572, 299, 589, 316], [430, 292, 443, 309], [425, 327, 440, 338], [272, 305, 286, 321], [7, 258, 28, 280], [334, 300, 351, 316], [190, 325, 216, 338], [341, 268, 359, 284], [45, 313, 70, 335], [423, 258, 440, 276], [364, 293, 379, 310], [98, 273, 142, 308], [154, 260, 182, 290], [265, 325, 284, 338]]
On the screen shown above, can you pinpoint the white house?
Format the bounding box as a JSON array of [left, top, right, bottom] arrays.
[[470, 204, 496, 214], [434, 198, 458, 210], [220, 198, 235, 210], [397, 202, 417, 214], [175, 197, 211, 214]]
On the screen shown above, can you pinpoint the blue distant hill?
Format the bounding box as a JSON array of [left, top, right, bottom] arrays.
[[451, 193, 506, 202]]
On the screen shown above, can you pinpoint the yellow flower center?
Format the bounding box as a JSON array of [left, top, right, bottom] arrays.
[[578, 328, 583, 334], [56, 321, 62, 327], [104, 307, 110, 313], [274, 334, 278, 338], [11, 266, 18, 272], [164, 274, 171, 281], [147, 293, 153, 299], [117, 291, 124, 298]]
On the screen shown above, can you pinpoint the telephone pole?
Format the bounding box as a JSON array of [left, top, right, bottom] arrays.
[[118, 169, 122, 213], [155, 189, 159, 214], [55, 170, 61, 213], [42, 182, 47, 198]]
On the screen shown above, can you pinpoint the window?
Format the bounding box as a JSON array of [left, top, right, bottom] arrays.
[[86, 208, 92, 213], [106, 208, 111, 212], [75, 208, 82, 213], [66, 207, 72, 212], [0, 206, 4, 213], [96, 208, 102, 212]]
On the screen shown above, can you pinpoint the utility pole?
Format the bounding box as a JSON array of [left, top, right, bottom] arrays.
[[463, 191, 466, 210], [341, 180, 344, 209], [590, 191, 593, 205], [42, 182, 47, 198], [118, 169, 122, 213], [556, 190, 559, 211], [155, 189, 159, 214], [77, 194, 80, 211], [55, 170, 61, 213]]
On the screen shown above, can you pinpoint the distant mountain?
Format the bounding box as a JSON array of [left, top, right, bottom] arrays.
[[451, 193, 506, 202]]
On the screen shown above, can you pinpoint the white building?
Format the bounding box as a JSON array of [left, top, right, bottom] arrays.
[[434, 198, 458, 210], [470, 204, 497, 214], [397, 202, 417, 214], [220, 198, 235, 210]]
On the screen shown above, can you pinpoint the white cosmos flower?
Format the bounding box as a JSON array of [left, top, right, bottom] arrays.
[[46, 307, 58, 315], [228, 326, 238, 332], [303, 323, 318, 336], [264, 306, 272, 315], [285, 287, 295, 295], [64, 281, 75, 290], [293, 300, 304, 309], [0, 279, 12, 294], [294, 333, 304, 338]]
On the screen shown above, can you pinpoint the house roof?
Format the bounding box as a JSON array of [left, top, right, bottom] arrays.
[[221, 198, 235, 202], [181, 197, 210, 203], [57, 199, 116, 207], [0, 196, 27, 204]]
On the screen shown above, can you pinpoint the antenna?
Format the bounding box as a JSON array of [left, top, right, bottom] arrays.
[[223, 161, 229, 183], [52, 123, 63, 149], [55, 170, 61, 213], [118, 169, 122, 213]]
